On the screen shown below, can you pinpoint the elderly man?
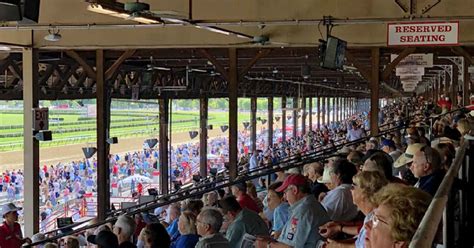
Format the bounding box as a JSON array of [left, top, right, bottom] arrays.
[[196, 208, 230, 248], [113, 215, 137, 248], [220, 195, 268, 248], [256, 174, 330, 248], [410, 145, 445, 196], [0, 203, 31, 248], [231, 181, 261, 213]]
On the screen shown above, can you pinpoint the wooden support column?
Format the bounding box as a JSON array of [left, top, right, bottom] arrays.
[[316, 96, 321, 129], [159, 98, 169, 195], [308, 97, 313, 131], [321, 97, 326, 126], [267, 97, 274, 148], [250, 97, 257, 152], [332, 97, 336, 125], [228, 48, 238, 179], [370, 48, 380, 136], [464, 57, 471, 106], [302, 97, 307, 134], [199, 97, 208, 178], [96, 50, 111, 221], [293, 97, 298, 138], [23, 48, 39, 237], [282, 96, 287, 141]]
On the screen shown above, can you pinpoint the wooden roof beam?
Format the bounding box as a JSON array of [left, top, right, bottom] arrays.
[[239, 49, 272, 80], [198, 49, 229, 82], [65, 50, 97, 80], [105, 49, 136, 80], [382, 47, 416, 81]]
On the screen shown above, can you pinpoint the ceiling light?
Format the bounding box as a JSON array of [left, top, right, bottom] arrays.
[[195, 25, 231, 36], [272, 68, 279, 74], [44, 28, 62, 42], [0, 45, 11, 51]]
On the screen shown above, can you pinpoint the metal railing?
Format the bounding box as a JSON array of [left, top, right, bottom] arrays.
[[410, 136, 473, 248]]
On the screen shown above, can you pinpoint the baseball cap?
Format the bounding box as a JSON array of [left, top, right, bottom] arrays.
[[381, 139, 396, 149], [87, 230, 119, 248], [393, 143, 425, 168], [275, 174, 308, 192]]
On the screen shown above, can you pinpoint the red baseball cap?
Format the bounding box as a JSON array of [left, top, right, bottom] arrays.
[[276, 174, 308, 192]]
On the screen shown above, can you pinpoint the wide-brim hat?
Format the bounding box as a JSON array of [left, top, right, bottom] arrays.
[[393, 143, 426, 168], [0, 203, 21, 217]]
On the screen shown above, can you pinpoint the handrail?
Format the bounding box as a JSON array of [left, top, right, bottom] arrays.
[[409, 138, 469, 248]]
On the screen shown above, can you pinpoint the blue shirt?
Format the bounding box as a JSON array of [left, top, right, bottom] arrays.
[[277, 195, 330, 248], [321, 184, 359, 222], [167, 219, 180, 238], [172, 234, 199, 248], [272, 202, 290, 232], [356, 211, 373, 248]]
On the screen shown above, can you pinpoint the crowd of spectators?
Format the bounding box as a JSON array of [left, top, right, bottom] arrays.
[[1, 95, 473, 248]]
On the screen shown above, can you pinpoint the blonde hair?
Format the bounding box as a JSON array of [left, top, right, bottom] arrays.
[[374, 184, 432, 242], [179, 211, 197, 235], [352, 171, 388, 205]]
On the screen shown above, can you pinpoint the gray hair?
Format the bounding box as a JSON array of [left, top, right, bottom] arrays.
[[114, 215, 136, 239], [198, 208, 223, 233]]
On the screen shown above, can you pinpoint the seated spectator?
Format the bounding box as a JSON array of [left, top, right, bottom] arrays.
[[266, 182, 290, 239], [87, 230, 119, 248], [172, 211, 199, 248], [196, 208, 230, 248], [320, 171, 388, 248], [393, 143, 425, 184], [0, 203, 31, 248], [63, 236, 80, 248], [410, 145, 445, 196], [381, 139, 402, 162], [256, 174, 330, 248], [183, 199, 204, 216], [303, 162, 329, 199], [220, 195, 268, 248], [138, 223, 171, 248], [433, 142, 455, 170], [321, 160, 359, 222], [347, 151, 364, 170], [231, 181, 261, 213], [166, 204, 181, 239], [247, 182, 265, 212], [362, 152, 406, 184], [113, 215, 137, 248], [365, 184, 432, 247]]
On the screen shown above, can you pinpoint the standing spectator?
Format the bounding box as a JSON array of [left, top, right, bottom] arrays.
[[0, 203, 31, 247]]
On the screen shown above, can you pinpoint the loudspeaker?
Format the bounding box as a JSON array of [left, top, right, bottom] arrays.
[[22, 0, 40, 23], [145, 138, 158, 149], [220, 125, 228, 132], [34, 130, 52, 141], [189, 131, 198, 139], [107, 137, 118, 144], [82, 147, 97, 159], [0, 0, 21, 21], [320, 36, 347, 70]]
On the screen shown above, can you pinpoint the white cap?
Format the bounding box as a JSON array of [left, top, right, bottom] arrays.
[[0, 203, 21, 217]]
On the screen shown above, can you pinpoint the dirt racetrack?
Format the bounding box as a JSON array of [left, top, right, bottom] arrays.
[[0, 128, 231, 171]]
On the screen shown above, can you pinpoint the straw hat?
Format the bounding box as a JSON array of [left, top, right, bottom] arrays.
[[393, 143, 425, 168]]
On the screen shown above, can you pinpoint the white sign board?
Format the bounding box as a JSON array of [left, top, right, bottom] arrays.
[[33, 108, 49, 131], [388, 22, 459, 46], [87, 104, 97, 118], [396, 66, 425, 76], [400, 75, 423, 81], [391, 54, 433, 67]]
